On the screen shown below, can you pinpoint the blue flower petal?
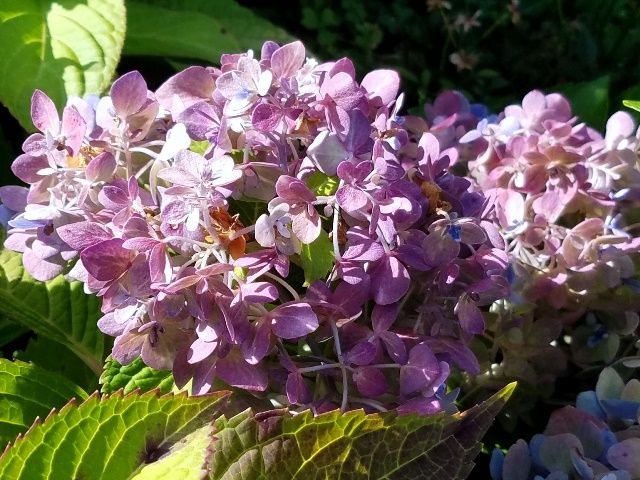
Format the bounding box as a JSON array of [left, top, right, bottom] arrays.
[[490, 448, 505, 480], [530, 434, 546, 470], [576, 390, 606, 420], [600, 398, 640, 421]]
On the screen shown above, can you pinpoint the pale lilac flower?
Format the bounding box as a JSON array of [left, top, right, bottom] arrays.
[[28, 89, 86, 156], [216, 56, 272, 118], [270, 175, 321, 244]]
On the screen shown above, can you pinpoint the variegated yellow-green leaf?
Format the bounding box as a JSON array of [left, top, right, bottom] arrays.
[[208, 383, 517, 479], [131, 424, 214, 480]]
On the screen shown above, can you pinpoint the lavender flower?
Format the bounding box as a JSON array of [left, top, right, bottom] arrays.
[[3, 41, 508, 414]]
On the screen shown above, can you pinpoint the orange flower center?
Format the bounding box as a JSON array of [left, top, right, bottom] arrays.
[[206, 207, 247, 259]]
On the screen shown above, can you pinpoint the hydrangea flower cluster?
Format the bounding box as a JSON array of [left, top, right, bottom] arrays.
[[465, 91, 640, 312], [418, 90, 640, 391], [1, 41, 508, 413], [491, 366, 640, 480]]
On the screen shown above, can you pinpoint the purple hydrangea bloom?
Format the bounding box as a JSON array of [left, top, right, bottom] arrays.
[[3, 41, 509, 414]]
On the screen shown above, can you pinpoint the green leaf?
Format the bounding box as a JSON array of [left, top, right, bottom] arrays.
[[0, 389, 230, 479], [0, 0, 126, 130], [209, 382, 516, 479], [306, 171, 339, 196], [0, 317, 28, 350], [228, 198, 266, 227], [125, 0, 295, 64], [623, 99, 640, 113], [555, 75, 610, 130], [190, 140, 210, 155], [0, 247, 106, 375], [0, 359, 87, 448], [131, 424, 214, 480], [14, 335, 99, 392], [100, 356, 174, 395], [299, 231, 335, 286]]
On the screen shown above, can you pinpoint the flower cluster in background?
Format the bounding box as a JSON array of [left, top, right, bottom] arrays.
[[491, 366, 640, 480], [1, 41, 509, 413], [414, 89, 640, 406]]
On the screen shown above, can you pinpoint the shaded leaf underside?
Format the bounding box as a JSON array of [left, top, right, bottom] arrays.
[[0, 248, 105, 375], [125, 0, 294, 63], [209, 383, 517, 479]]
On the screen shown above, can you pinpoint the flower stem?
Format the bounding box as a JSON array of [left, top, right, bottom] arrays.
[[298, 362, 342, 374], [264, 272, 300, 301], [330, 320, 349, 411], [332, 199, 342, 261]]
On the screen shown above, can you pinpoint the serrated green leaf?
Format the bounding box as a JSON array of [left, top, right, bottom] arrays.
[[0, 359, 87, 448], [15, 336, 98, 392], [0, 389, 230, 479], [100, 356, 174, 395], [125, 0, 295, 63], [209, 382, 516, 479], [131, 424, 214, 480], [0, 0, 126, 130], [0, 247, 106, 375], [623, 99, 640, 113], [306, 171, 339, 196], [300, 231, 335, 286]]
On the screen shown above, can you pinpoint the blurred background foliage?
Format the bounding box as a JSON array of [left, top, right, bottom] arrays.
[[245, 0, 640, 127], [3, 0, 640, 183], [3, 1, 640, 162]]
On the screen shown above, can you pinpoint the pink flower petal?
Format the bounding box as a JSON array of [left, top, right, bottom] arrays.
[[57, 222, 111, 251], [270, 41, 306, 79], [111, 71, 148, 117], [30, 90, 59, 133], [80, 238, 133, 281], [361, 69, 400, 107]]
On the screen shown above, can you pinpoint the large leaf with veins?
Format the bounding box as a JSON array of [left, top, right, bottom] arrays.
[[208, 383, 517, 479], [0, 0, 126, 129], [0, 384, 515, 478], [0, 359, 87, 449], [0, 247, 106, 375]]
